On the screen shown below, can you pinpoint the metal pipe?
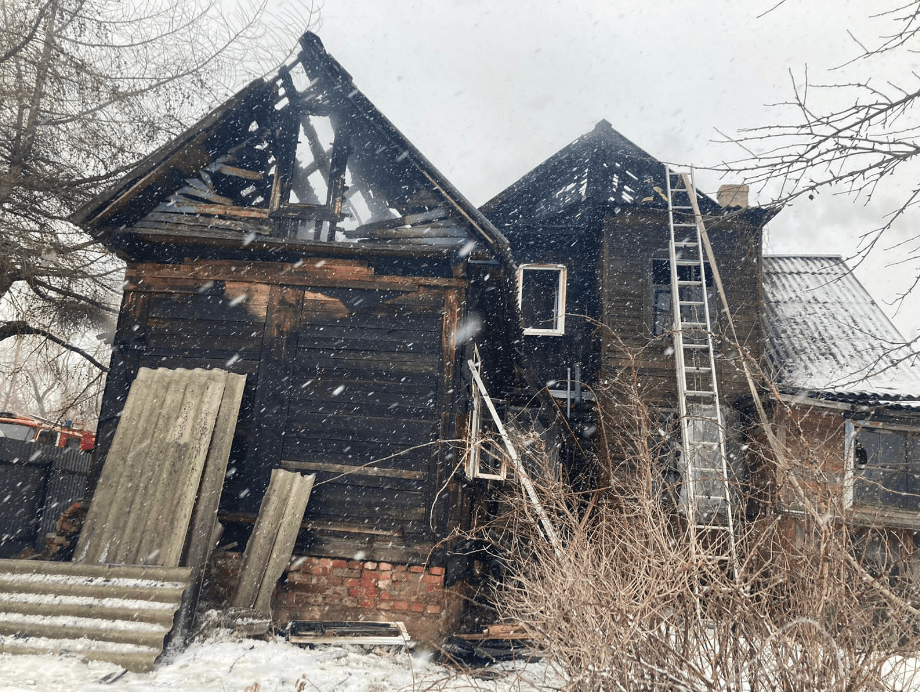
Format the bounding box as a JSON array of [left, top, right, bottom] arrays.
[[566, 367, 571, 419]]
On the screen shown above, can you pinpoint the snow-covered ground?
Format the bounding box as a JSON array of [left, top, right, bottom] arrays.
[[0, 636, 555, 692]]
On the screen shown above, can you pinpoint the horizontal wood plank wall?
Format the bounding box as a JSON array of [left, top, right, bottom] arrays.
[[600, 210, 764, 408], [282, 286, 452, 560], [107, 258, 465, 564]]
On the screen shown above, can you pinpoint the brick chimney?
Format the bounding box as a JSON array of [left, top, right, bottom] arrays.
[[717, 184, 749, 208]]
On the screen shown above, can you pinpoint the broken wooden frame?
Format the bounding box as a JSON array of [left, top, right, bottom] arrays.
[[466, 357, 562, 555], [466, 348, 508, 481]]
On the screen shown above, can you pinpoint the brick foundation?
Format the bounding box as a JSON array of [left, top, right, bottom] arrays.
[[205, 552, 466, 644]]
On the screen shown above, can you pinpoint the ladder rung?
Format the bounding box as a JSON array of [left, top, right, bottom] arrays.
[[677, 280, 703, 287], [674, 223, 697, 227], [685, 366, 712, 373], [686, 390, 716, 397], [688, 441, 719, 448], [672, 205, 694, 210], [673, 241, 697, 247], [682, 343, 709, 350], [679, 301, 705, 307], [673, 259, 701, 266], [681, 322, 707, 329]]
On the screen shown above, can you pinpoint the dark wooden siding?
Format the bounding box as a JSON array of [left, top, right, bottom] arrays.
[[600, 208, 764, 407], [504, 216, 604, 394], [94, 258, 467, 564], [281, 286, 457, 553]]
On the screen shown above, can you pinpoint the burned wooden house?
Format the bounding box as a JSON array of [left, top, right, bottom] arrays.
[[481, 120, 778, 522], [68, 33, 522, 641]]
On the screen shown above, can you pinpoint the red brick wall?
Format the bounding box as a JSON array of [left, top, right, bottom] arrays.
[[207, 552, 466, 644]]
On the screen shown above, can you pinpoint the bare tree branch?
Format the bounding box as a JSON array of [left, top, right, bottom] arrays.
[[0, 322, 108, 371], [0, 0, 53, 64]]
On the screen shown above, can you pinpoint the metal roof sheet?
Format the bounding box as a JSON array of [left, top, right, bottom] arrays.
[[763, 255, 920, 399]]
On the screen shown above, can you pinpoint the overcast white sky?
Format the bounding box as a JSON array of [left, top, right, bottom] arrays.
[[267, 0, 920, 339]]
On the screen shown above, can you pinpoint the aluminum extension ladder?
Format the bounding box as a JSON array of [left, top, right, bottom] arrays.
[[664, 165, 738, 574]]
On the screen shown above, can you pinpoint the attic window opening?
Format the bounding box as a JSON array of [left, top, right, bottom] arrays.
[[518, 264, 566, 336]]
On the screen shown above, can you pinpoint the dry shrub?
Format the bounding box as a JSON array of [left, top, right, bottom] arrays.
[[477, 346, 920, 692]]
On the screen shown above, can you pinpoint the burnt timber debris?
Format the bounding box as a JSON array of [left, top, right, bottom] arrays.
[[0, 28, 917, 668]]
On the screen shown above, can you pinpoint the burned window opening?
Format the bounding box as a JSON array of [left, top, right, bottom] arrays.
[[519, 264, 566, 336]]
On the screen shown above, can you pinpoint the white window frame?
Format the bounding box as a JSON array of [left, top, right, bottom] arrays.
[[517, 264, 567, 336]]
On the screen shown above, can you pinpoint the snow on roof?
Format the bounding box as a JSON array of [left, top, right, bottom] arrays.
[[763, 255, 920, 401]]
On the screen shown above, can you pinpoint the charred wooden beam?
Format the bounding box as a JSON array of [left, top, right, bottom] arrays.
[[268, 204, 342, 222], [241, 286, 303, 512], [111, 228, 483, 261], [352, 208, 450, 235], [153, 201, 269, 219], [208, 163, 262, 181], [268, 70, 303, 234], [173, 186, 234, 206], [321, 125, 352, 239]]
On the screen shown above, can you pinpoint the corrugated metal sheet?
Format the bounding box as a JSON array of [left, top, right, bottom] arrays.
[[39, 448, 91, 539], [0, 560, 190, 672], [763, 255, 920, 398], [0, 439, 91, 556], [0, 367, 246, 670], [75, 367, 246, 568]]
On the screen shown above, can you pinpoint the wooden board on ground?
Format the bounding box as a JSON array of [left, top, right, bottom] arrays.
[[453, 623, 531, 641], [288, 620, 410, 646]]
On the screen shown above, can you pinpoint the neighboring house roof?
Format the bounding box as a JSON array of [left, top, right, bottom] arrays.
[[71, 32, 510, 260], [763, 255, 920, 405], [481, 119, 723, 225]]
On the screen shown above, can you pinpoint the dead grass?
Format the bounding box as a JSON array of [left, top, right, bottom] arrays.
[[467, 345, 920, 692]]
